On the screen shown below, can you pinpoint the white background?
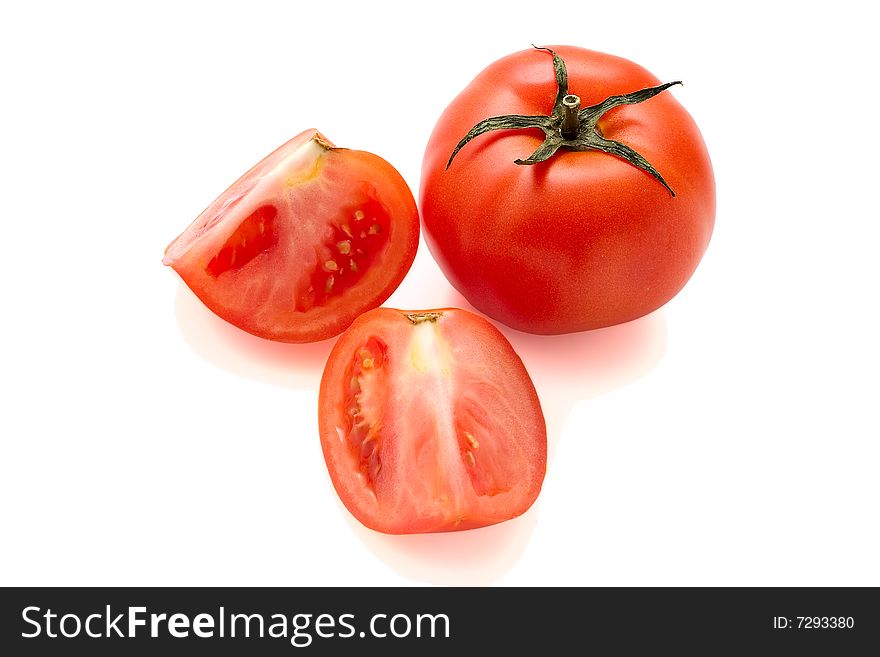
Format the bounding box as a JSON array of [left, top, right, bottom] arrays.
[[2, 1, 878, 586]]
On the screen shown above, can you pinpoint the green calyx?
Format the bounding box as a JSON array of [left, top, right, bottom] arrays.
[[446, 46, 681, 197]]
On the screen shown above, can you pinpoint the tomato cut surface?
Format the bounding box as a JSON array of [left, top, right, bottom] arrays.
[[319, 307, 547, 534], [164, 129, 419, 342]]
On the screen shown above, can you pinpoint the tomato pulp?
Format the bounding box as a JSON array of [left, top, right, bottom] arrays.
[[420, 46, 715, 334], [318, 308, 547, 534], [165, 129, 419, 342]]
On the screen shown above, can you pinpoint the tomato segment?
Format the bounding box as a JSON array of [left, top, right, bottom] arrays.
[[319, 308, 546, 534], [164, 129, 419, 342]]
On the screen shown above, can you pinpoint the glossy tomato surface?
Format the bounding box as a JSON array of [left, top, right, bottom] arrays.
[[319, 307, 546, 534], [165, 129, 419, 342], [420, 46, 715, 334]]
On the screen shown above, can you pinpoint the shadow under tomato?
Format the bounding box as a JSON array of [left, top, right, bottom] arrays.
[[174, 283, 334, 390], [502, 310, 668, 459]]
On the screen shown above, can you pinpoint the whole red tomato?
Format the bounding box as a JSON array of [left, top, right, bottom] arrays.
[[165, 129, 419, 342], [420, 46, 715, 333]]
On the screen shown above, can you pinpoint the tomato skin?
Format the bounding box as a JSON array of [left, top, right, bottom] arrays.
[[420, 46, 715, 334], [165, 129, 419, 343], [318, 307, 546, 534]]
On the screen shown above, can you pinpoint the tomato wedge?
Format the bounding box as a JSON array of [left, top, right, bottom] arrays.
[[318, 307, 547, 534], [164, 129, 419, 342]]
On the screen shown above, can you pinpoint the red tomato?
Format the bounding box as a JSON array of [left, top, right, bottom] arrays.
[[318, 307, 546, 534], [420, 46, 715, 334], [164, 129, 419, 342]]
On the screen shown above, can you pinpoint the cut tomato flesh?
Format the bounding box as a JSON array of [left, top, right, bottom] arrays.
[[296, 184, 392, 312], [319, 308, 546, 534], [342, 335, 389, 489], [164, 129, 419, 342], [206, 204, 278, 278]]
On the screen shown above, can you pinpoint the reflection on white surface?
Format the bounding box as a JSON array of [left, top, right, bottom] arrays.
[[175, 275, 667, 585], [346, 501, 538, 586], [174, 282, 334, 390], [504, 310, 668, 460]]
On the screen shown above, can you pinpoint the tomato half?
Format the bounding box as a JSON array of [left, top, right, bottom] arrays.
[[164, 129, 419, 342], [318, 307, 546, 534], [420, 46, 715, 334]]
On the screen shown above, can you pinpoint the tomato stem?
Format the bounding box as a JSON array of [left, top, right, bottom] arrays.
[[561, 94, 580, 139]]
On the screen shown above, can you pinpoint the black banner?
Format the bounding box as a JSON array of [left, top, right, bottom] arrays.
[[1, 587, 876, 655]]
